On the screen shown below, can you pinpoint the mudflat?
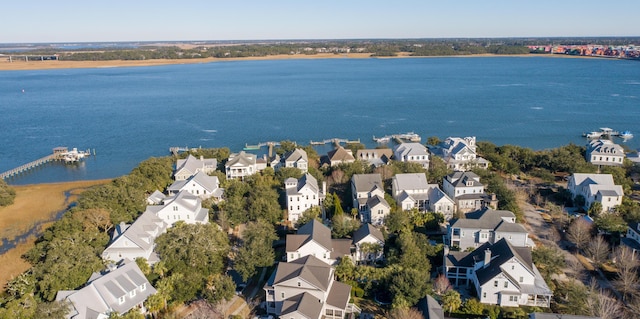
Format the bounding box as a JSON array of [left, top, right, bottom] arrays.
[[0, 179, 110, 288]]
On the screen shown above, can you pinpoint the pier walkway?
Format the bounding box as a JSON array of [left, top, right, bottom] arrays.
[[0, 154, 56, 180]]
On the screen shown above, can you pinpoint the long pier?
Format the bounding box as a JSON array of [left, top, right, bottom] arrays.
[[309, 138, 361, 146], [0, 155, 56, 180]]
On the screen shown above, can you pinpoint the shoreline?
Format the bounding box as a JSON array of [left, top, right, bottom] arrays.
[[0, 52, 614, 71]]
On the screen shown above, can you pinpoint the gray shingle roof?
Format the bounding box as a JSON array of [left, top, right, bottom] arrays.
[[175, 154, 217, 176], [450, 208, 519, 231], [281, 292, 323, 319], [226, 151, 256, 167], [326, 281, 351, 309], [352, 174, 383, 194], [273, 255, 332, 291], [328, 146, 355, 162], [393, 173, 429, 190], [353, 223, 384, 244], [287, 219, 332, 252], [447, 171, 483, 187], [475, 238, 534, 285]]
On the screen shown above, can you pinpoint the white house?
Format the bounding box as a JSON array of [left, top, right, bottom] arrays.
[[225, 151, 258, 180], [56, 261, 156, 319], [327, 146, 355, 166], [351, 174, 390, 225], [444, 238, 552, 307], [443, 171, 488, 213], [447, 208, 531, 251], [391, 173, 455, 219], [167, 171, 223, 200], [626, 222, 640, 249], [586, 139, 625, 167], [285, 173, 325, 223], [393, 142, 430, 169], [286, 219, 351, 265], [146, 190, 166, 205], [174, 155, 217, 181], [432, 136, 489, 171], [280, 148, 309, 173], [356, 149, 393, 167], [352, 223, 385, 264], [144, 190, 209, 226], [264, 255, 355, 319], [567, 173, 624, 213], [102, 211, 168, 265]]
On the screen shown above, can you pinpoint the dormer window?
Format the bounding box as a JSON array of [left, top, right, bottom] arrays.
[[140, 283, 146, 291], [118, 296, 126, 304], [129, 290, 136, 297]]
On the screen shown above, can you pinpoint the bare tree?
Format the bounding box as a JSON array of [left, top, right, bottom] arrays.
[[567, 217, 592, 251], [386, 307, 425, 319], [613, 246, 640, 301], [586, 289, 623, 319], [433, 274, 452, 295], [585, 235, 610, 267]]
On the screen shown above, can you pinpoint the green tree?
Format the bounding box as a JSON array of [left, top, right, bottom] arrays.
[[441, 289, 462, 315], [427, 136, 441, 146], [333, 192, 345, 217], [203, 274, 235, 305], [389, 267, 429, 308], [335, 256, 356, 281], [386, 210, 413, 234], [588, 202, 603, 217], [0, 179, 16, 206], [295, 206, 322, 228], [461, 298, 484, 315], [235, 220, 277, 281], [331, 214, 360, 238], [532, 245, 566, 282]]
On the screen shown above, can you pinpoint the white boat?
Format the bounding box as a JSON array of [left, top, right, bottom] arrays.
[[61, 148, 89, 163], [583, 131, 602, 139], [373, 135, 391, 143], [396, 132, 422, 142], [620, 131, 634, 139]]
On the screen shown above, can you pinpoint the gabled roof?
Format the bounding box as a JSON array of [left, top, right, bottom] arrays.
[[394, 142, 429, 157], [447, 171, 482, 187], [273, 255, 332, 291], [297, 173, 320, 194], [418, 295, 445, 319], [428, 187, 454, 204], [287, 219, 333, 252], [328, 146, 355, 162], [450, 209, 521, 232], [281, 292, 323, 319], [103, 211, 168, 258], [475, 238, 534, 285], [330, 239, 353, 259], [353, 223, 384, 244], [366, 195, 390, 210], [147, 190, 166, 205], [393, 173, 429, 191], [326, 281, 351, 309], [570, 173, 616, 187], [168, 171, 220, 193], [56, 261, 156, 318], [284, 148, 308, 163], [587, 139, 625, 155], [352, 174, 383, 194], [175, 154, 216, 175], [225, 151, 256, 167]]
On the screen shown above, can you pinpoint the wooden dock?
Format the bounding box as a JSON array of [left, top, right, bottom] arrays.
[[0, 147, 91, 180]]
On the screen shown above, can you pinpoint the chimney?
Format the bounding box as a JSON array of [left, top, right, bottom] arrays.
[[483, 249, 491, 268], [322, 181, 327, 197]]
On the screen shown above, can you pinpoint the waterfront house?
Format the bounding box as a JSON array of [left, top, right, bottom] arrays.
[[431, 136, 489, 171], [285, 173, 325, 223], [351, 174, 390, 225], [102, 211, 168, 265], [586, 139, 625, 167], [352, 223, 385, 264], [225, 151, 258, 180], [391, 173, 455, 219], [144, 190, 209, 226], [174, 154, 217, 181], [286, 219, 351, 265], [167, 171, 223, 201], [444, 238, 552, 307], [443, 171, 488, 213], [567, 173, 623, 213], [327, 146, 355, 166], [393, 142, 430, 169], [278, 148, 309, 173], [356, 149, 393, 167], [446, 208, 531, 251], [56, 261, 156, 319], [263, 255, 355, 319], [146, 190, 166, 205]]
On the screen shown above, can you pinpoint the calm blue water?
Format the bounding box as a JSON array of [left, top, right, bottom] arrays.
[[1, 57, 638, 185]]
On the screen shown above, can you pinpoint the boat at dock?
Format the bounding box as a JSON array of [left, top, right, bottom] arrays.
[[619, 130, 634, 139], [582, 127, 620, 139], [59, 148, 90, 163], [373, 135, 391, 143], [394, 132, 422, 142]]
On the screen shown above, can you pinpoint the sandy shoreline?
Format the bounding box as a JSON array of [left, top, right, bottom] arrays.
[[0, 52, 583, 71]]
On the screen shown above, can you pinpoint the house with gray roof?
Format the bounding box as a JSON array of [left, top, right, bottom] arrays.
[[102, 211, 168, 265], [443, 171, 490, 213], [278, 148, 309, 173], [167, 171, 223, 201], [356, 148, 393, 167], [225, 151, 258, 180], [264, 255, 356, 319], [285, 173, 325, 223], [418, 295, 445, 319], [174, 154, 217, 181], [586, 139, 625, 167], [146, 190, 166, 205], [568, 173, 623, 213], [352, 223, 385, 264], [393, 142, 430, 169], [56, 261, 156, 319], [286, 219, 352, 265], [351, 174, 390, 225], [447, 208, 531, 251], [432, 136, 489, 171], [327, 146, 355, 166], [444, 238, 552, 307], [392, 173, 455, 219], [145, 190, 209, 226]]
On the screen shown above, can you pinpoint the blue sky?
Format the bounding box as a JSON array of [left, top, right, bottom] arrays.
[[2, 1, 638, 43]]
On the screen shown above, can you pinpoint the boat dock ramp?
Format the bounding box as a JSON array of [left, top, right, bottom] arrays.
[[0, 147, 93, 180]]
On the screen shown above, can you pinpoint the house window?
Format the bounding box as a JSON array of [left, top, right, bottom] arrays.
[[281, 292, 285, 298], [297, 281, 301, 287], [504, 281, 508, 288], [326, 309, 334, 316], [511, 265, 514, 270], [509, 296, 518, 302], [140, 283, 146, 291], [483, 292, 486, 298], [173, 206, 178, 211], [519, 276, 523, 283], [335, 310, 342, 317], [494, 280, 498, 287], [129, 290, 136, 297], [118, 296, 125, 304]]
